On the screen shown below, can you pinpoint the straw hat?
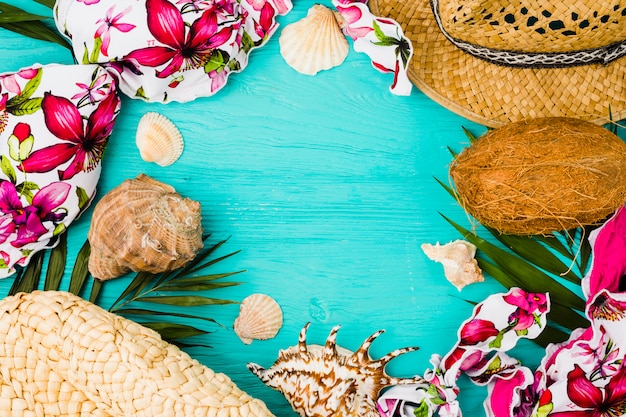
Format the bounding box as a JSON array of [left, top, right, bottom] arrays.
[[369, 0, 626, 127]]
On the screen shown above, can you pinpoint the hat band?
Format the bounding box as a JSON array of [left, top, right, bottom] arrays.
[[431, 0, 626, 68]]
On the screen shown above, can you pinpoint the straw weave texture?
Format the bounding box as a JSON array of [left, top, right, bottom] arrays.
[[0, 291, 274, 417], [369, 0, 626, 127]]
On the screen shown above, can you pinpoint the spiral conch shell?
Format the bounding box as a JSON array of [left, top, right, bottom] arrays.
[[135, 112, 184, 167], [279, 4, 349, 75], [421, 240, 484, 290], [248, 323, 425, 417], [87, 174, 203, 280], [234, 294, 283, 344]]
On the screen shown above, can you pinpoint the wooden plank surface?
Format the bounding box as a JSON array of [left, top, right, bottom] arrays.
[[0, 1, 550, 415]]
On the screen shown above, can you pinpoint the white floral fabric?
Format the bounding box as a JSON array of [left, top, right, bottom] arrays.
[[0, 64, 121, 278], [54, 0, 293, 103]]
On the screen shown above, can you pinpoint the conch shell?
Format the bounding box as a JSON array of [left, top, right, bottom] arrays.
[[279, 4, 349, 75], [248, 323, 425, 417], [87, 174, 203, 280], [234, 294, 283, 344], [421, 240, 484, 290]]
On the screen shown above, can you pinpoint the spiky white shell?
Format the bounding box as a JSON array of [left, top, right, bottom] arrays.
[[234, 294, 283, 344], [136, 112, 184, 167], [421, 239, 484, 290], [248, 324, 425, 417], [279, 4, 349, 75]]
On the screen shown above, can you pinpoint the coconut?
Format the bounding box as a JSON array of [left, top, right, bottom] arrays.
[[449, 117, 626, 235]]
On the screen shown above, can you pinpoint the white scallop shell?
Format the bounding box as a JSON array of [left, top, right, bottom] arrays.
[[234, 294, 283, 344], [279, 4, 349, 75], [421, 240, 484, 291], [136, 112, 184, 166]]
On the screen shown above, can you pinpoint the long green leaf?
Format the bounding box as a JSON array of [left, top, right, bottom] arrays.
[[33, 0, 55, 8], [0, 21, 71, 50], [10, 250, 44, 294], [68, 239, 91, 295], [109, 271, 155, 310], [142, 322, 210, 340], [113, 308, 220, 325], [160, 280, 242, 292], [137, 295, 237, 307], [44, 232, 67, 290], [442, 214, 586, 311], [0, 12, 47, 23], [89, 278, 102, 304], [489, 230, 581, 284]]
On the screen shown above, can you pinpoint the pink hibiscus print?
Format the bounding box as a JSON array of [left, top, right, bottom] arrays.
[[459, 319, 499, 345], [335, 4, 373, 40], [503, 289, 548, 331], [0, 180, 71, 248], [0, 68, 39, 95], [94, 5, 136, 57], [18, 91, 120, 180], [550, 364, 626, 416], [123, 0, 233, 78], [78, 0, 100, 4]]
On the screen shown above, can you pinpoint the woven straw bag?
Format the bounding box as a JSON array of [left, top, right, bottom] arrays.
[[0, 291, 274, 417]]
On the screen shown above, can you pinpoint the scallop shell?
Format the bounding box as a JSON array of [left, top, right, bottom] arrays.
[[87, 174, 203, 280], [136, 112, 184, 166], [421, 240, 484, 291], [248, 323, 426, 417], [279, 4, 349, 75], [234, 294, 283, 344]]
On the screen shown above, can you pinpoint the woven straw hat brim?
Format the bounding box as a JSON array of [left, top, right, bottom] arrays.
[[370, 0, 626, 127]]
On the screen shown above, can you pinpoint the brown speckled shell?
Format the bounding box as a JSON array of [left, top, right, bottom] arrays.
[[87, 174, 203, 280]]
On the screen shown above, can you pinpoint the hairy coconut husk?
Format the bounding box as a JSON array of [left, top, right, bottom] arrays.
[[450, 117, 626, 235]]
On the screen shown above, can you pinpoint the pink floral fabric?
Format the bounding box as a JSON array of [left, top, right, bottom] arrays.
[[54, 0, 293, 103], [0, 64, 121, 278], [332, 0, 413, 96], [377, 206, 626, 417]]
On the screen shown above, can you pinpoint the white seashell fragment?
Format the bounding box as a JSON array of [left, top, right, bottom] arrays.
[[136, 112, 184, 166], [234, 294, 283, 344], [279, 4, 349, 75], [421, 240, 484, 291]]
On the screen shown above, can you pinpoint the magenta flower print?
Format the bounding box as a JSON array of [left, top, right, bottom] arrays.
[[94, 5, 136, 57], [335, 5, 372, 40], [123, 0, 233, 79], [0, 68, 38, 95], [0, 180, 71, 248], [503, 289, 548, 331], [549, 364, 626, 417], [18, 91, 120, 180], [459, 319, 499, 345], [254, 2, 275, 38]]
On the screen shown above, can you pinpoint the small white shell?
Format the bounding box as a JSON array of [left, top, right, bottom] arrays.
[[234, 294, 283, 344], [279, 4, 349, 75], [421, 240, 484, 291], [136, 112, 184, 166]]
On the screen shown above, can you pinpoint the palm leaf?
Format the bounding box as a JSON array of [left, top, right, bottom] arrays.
[[0, 2, 71, 50], [108, 236, 243, 346]]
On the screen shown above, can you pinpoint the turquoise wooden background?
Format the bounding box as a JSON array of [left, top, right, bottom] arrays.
[[0, 1, 555, 415]]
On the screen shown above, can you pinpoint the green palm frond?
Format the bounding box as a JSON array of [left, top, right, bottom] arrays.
[[107, 235, 244, 346], [0, 2, 72, 50]]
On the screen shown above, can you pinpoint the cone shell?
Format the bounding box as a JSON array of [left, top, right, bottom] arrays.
[[279, 4, 349, 75], [234, 294, 283, 344], [136, 112, 184, 167], [87, 174, 203, 280]]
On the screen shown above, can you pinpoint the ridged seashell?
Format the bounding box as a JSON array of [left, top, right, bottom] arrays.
[[248, 324, 426, 417], [87, 174, 203, 280], [234, 294, 283, 344], [136, 112, 184, 166], [279, 4, 349, 75], [421, 240, 484, 291]]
